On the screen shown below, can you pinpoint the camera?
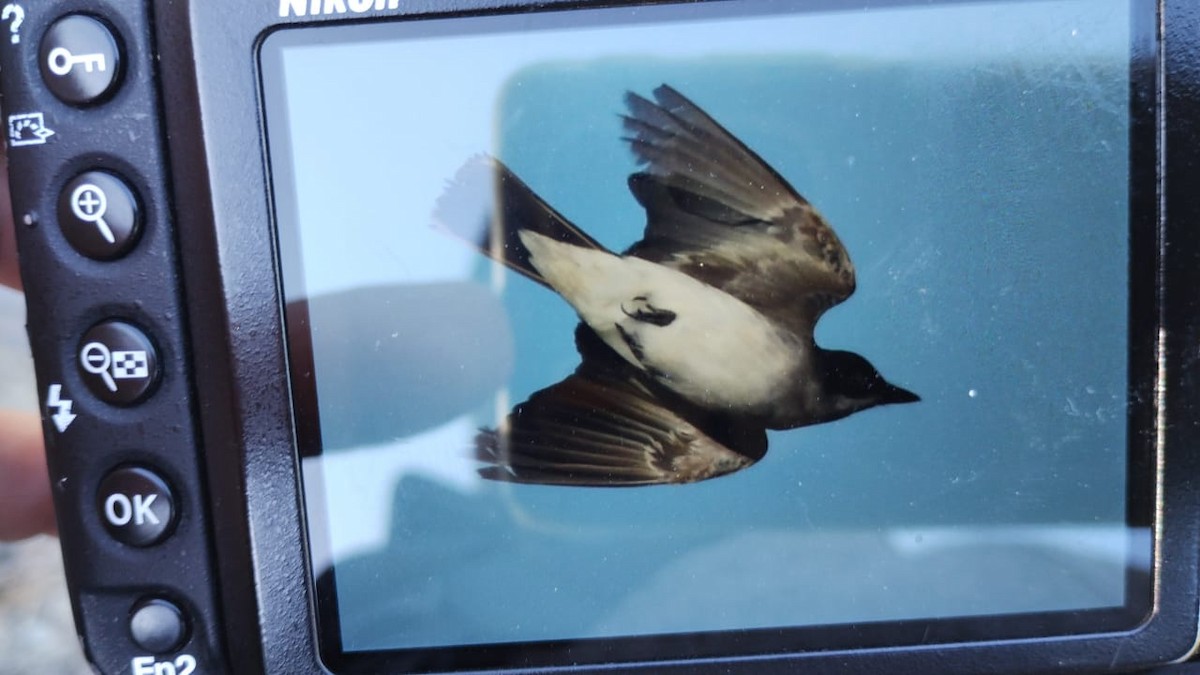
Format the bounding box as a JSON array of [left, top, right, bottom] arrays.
[[1, 0, 1199, 672]]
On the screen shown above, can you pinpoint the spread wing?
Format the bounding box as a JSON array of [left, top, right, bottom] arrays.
[[475, 362, 767, 487], [622, 85, 856, 319]]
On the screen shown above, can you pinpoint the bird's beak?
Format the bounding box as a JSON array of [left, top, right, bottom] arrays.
[[881, 384, 920, 405]]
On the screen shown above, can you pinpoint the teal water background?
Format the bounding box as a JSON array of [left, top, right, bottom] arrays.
[[264, 0, 1137, 653]]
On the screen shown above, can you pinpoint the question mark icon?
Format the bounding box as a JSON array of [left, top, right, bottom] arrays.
[[1, 4, 24, 45]]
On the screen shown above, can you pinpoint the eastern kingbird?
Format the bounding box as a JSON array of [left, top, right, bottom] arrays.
[[436, 85, 918, 486]]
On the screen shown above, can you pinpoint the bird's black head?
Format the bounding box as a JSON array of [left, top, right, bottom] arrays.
[[817, 349, 920, 421]]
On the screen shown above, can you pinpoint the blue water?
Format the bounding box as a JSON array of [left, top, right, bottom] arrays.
[[267, 0, 1137, 656]]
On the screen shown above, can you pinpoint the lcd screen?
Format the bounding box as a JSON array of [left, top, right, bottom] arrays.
[[259, 0, 1155, 670]]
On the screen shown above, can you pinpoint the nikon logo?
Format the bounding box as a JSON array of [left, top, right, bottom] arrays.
[[279, 0, 401, 17]]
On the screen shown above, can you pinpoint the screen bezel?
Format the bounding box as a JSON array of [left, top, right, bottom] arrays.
[[159, 0, 1200, 672]]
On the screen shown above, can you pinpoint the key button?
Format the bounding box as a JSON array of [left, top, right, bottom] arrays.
[[39, 15, 122, 105]]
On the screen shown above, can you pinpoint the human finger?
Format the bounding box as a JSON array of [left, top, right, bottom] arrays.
[[0, 409, 55, 540]]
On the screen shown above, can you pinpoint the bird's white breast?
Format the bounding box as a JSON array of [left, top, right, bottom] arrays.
[[520, 231, 805, 417]]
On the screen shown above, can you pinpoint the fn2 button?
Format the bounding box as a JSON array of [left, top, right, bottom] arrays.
[[130, 598, 189, 654], [98, 467, 175, 547]]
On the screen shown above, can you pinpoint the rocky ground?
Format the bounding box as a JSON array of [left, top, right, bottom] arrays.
[[0, 288, 90, 674]]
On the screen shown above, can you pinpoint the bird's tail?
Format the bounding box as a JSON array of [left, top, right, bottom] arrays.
[[434, 156, 607, 287]]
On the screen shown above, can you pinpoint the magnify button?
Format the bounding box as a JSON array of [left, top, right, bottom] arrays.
[[70, 183, 114, 243], [58, 171, 141, 260]]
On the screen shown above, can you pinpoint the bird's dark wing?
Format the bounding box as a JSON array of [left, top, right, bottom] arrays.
[[622, 85, 856, 315], [475, 366, 767, 487]]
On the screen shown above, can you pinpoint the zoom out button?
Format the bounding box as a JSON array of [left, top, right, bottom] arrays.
[[77, 321, 159, 405]]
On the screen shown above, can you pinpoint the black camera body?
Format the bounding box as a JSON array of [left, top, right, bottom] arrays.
[[2, 0, 1199, 673]]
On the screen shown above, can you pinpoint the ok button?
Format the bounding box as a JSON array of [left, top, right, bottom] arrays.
[[97, 466, 176, 547]]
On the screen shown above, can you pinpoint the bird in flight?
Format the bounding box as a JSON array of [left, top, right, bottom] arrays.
[[436, 84, 918, 486]]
